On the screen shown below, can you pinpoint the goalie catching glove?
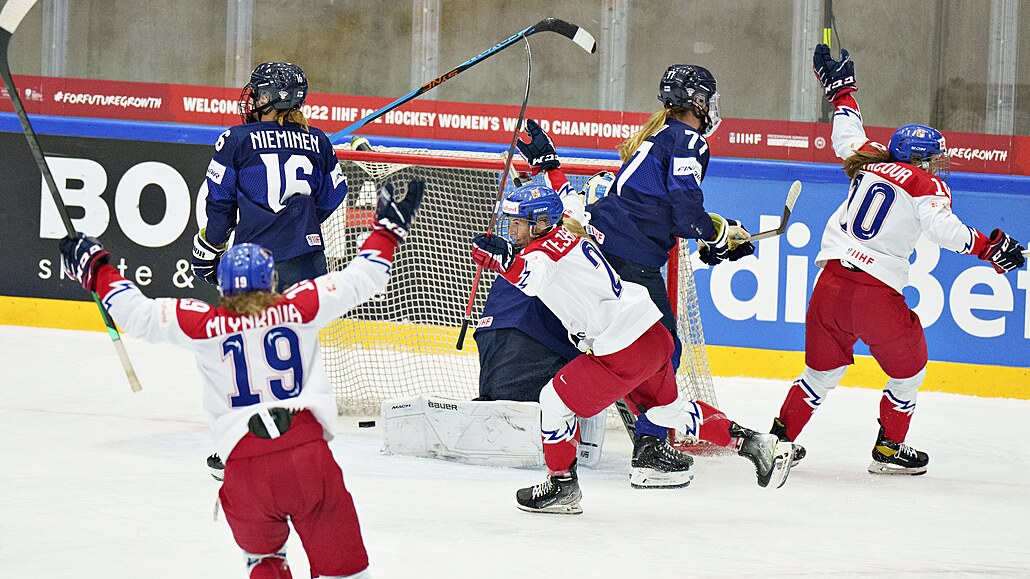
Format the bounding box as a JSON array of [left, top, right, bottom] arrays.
[[698, 213, 754, 266], [471, 234, 517, 273], [59, 233, 111, 292], [374, 179, 426, 241], [813, 44, 856, 102], [977, 229, 1026, 274], [515, 119, 560, 175], [191, 229, 226, 285]]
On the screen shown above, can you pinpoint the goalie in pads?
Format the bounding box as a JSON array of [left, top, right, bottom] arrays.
[[471, 183, 795, 515]]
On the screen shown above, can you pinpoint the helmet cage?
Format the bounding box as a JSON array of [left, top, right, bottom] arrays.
[[888, 124, 950, 180], [658, 64, 721, 137]]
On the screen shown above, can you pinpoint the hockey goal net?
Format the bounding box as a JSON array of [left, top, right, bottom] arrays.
[[322, 145, 715, 417]]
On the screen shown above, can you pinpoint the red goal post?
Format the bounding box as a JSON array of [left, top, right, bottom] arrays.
[[322, 145, 715, 416]]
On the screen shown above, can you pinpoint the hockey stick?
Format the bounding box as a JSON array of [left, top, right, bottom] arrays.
[[329, 18, 595, 144], [455, 38, 533, 350], [0, 0, 142, 392], [746, 180, 803, 242]]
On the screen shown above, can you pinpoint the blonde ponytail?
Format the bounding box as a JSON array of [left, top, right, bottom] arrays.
[[618, 106, 691, 162], [276, 108, 311, 131], [842, 148, 891, 179]]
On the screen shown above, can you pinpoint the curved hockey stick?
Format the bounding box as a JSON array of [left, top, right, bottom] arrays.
[[747, 180, 803, 242], [0, 0, 142, 392], [330, 18, 595, 144], [455, 38, 533, 350]]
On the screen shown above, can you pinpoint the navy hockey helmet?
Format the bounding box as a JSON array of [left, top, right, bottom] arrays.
[[658, 64, 722, 137], [502, 184, 564, 229], [240, 62, 308, 123], [888, 123, 950, 180], [217, 243, 276, 296]]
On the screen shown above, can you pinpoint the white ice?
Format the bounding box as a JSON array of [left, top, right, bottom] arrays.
[[2, 326, 1028, 578]]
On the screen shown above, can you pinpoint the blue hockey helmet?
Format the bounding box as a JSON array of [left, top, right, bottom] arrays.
[[502, 184, 564, 229], [217, 243, 276, 296], [240, 62, 308, 123], [888, 123, 950, 180], [658, 64, 722, 137], [582, 171, 616, 205]]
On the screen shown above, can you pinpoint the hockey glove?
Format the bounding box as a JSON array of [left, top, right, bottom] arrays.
[[191, 229, 226, 286], [471, 234, 517, 273], [698, 213, 752, 266], [374, 179, 426, 241], [978, 229, 1026, 274], [813, 44, 856, 102], [515, 119, 560, 175], [59, 232, 111, 292]]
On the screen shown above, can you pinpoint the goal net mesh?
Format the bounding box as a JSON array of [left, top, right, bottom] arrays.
[[322, 146, 715, 417]]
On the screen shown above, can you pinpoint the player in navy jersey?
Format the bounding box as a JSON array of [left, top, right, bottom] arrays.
[[472, 185, 794, 514], [191, 62, 347, 291], [770, 45, 1026, 476], [60, 178, 424, 579]]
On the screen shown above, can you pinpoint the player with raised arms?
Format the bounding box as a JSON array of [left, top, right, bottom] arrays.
[[60, 179, 424, 578], [770, 44, 1026, 475], [471, 184, 795, 514]]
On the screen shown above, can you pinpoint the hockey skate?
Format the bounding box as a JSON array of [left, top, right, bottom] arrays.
[[732, 424, 793, 489], [516, 462, 583, 515], [770, 418, 807, 467], [207, 453, 225, 482], [629, 434, 694, 489], [868, 420, 928, 476]]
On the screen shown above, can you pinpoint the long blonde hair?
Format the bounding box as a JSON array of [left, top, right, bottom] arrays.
[[842, 148, 891, 179], [221, 291, 282, 316], [618, 106, 690, 162], [274, 108, 310, 131]]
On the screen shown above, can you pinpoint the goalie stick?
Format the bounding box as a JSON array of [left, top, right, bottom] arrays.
[[329, 18, 596, 144], [0, 0, 142, 392], [456, 38, 533, 350]]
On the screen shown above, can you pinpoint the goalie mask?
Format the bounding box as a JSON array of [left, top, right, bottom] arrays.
[[502, 184, 564, 243], [582, 171, 616, 205], [888, 123, 950, 180], [658, 64, 722, 138], [217, 243, 277, 296], [239, 62, 308, 124]]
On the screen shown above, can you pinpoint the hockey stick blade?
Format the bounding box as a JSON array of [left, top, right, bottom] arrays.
[[0, 0, 37, 34], [748, 180, 802, 242], [1, 0, 142, 392], [330, 18, 595, 143]]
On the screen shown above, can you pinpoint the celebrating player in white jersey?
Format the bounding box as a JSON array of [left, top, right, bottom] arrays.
[[59, 179, 424, 579], [770, 44, 1026, 476], [471, 185, 794, 515]]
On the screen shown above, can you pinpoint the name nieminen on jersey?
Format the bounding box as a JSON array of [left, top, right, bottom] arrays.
[[249, 129, 322, 153]]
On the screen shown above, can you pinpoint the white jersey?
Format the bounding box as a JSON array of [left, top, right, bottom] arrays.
[[93, 235, 396, 460], [498, 225, 661, 356], [816, 94, 988, 293]]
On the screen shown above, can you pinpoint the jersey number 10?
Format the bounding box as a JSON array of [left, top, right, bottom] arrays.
[[841, 173, 897, 241]]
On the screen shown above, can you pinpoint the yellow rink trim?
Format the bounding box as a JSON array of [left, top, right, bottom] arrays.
[[3, 296, 1025, 399]]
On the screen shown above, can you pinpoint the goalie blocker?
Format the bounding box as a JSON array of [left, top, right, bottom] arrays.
[[381, 395, 606, 468]]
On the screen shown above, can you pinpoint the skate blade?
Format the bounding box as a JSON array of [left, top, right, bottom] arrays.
[[517, 502, 583, 515], [629, 467, 693, 489], [867, 461, 927, 476]]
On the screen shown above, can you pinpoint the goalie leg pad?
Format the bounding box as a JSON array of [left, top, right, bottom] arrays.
[[576, 411, 607, 468], [381, 395, 543, 468]]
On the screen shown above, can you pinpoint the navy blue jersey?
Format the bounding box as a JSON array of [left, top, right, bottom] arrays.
[[204, 121, 347, 261], [586, 118, 713, 268], [475, 277, 581, 362]]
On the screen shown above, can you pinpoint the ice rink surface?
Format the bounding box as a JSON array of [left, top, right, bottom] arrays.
[[2, 325, 1028, 578]]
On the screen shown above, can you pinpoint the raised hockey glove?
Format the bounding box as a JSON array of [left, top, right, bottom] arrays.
[[471, 233, 517, 273], [698, 213, 752, 266], [813, 44, 856, 102], [59, 232, 111, 292], [978, 229, 1026, 273], [191, 229, 226, 286], [515, 119, 560, 175], [374, 179, 426, 241]]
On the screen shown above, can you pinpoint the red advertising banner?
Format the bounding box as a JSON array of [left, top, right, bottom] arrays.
[[3, 75, 1029, 175]]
